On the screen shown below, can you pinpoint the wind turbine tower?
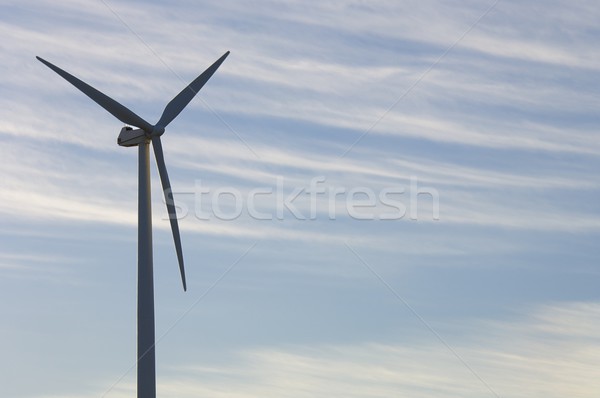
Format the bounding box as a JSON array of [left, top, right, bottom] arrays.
[[37, 51, 230, 397]]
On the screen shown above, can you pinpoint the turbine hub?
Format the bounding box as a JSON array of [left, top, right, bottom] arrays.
[[151, 125, 165, 136]]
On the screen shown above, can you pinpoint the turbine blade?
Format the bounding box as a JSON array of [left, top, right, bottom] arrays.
[[152, 136, 187, 291], [156, 51, 230, 128], [36, 56, 154, 132]]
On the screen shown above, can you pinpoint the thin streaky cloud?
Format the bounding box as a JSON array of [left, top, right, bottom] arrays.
[[345, 242, 502, 398], [1, 2, 598, 397], [337, 0, 500, 158], [45, 301, 600, 397]]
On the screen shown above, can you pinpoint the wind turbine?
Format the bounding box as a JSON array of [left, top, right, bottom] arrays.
[[37, 51, 230, 398]]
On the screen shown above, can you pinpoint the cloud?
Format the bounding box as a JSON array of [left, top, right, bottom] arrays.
[[6, 0, 599, 155], [72, 301, 600, 398], [0, 0, 596, 298], [2, 2, 599, 397]]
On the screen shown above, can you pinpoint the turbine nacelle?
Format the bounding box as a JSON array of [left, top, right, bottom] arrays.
[[118, 126, 147, 147], [117, 125, 165, 147]]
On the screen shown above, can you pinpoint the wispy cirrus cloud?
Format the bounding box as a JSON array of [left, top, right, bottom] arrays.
[[48, 301, 600, 398], [2, 2, 599, 398]]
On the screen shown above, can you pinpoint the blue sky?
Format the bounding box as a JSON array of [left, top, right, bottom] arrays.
[[1, 0, 599, 397]]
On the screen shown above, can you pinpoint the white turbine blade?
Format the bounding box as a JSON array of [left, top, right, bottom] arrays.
[[155, 51, 230, 128], [36, 56, 154, 132], [152, 136, 187, 291]]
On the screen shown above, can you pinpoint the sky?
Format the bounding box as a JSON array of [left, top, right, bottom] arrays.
[[1, 0, 599, 397]]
